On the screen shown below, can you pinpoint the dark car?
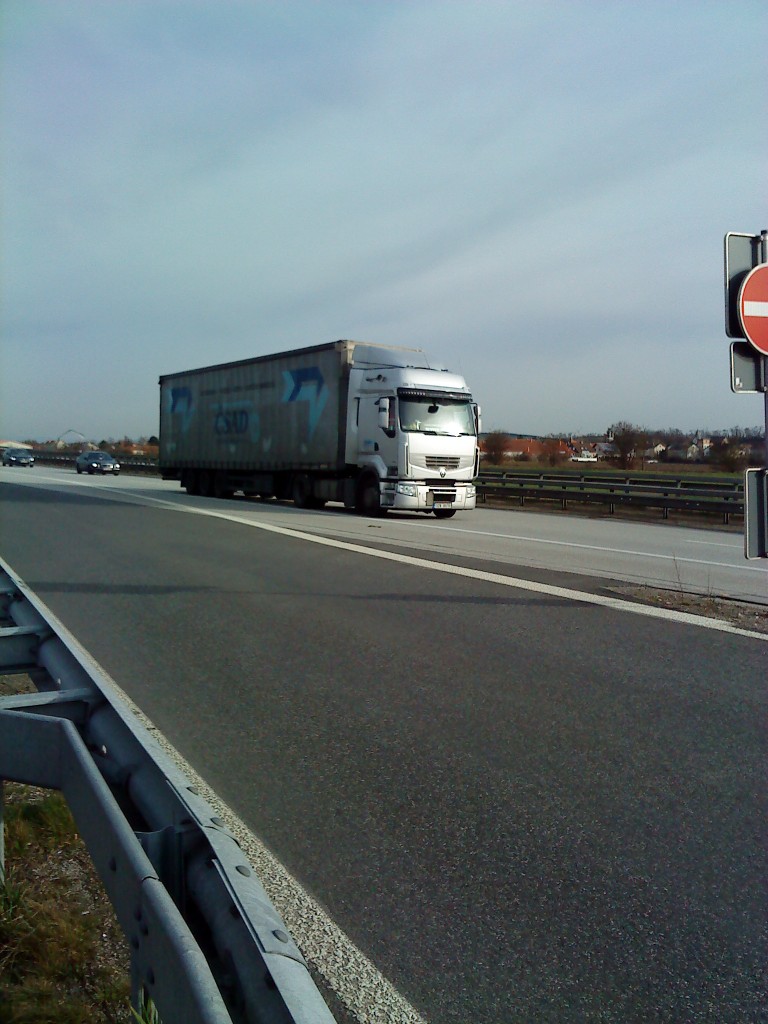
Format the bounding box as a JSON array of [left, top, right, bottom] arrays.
[[75, 451, 121, 475], [2, 448, 35, 467]]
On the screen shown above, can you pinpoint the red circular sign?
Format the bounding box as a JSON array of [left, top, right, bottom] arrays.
[[738, 263, 768, 355]]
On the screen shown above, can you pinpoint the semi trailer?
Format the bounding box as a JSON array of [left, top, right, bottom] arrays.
[[159, 339, 480, 517]]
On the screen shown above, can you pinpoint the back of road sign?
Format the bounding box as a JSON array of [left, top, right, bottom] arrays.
[[730, 341, 766, 393], [744, 468, 768, 560], [724, 232, 762, 337]]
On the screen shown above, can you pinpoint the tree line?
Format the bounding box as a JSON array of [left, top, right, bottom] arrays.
[[482, 423, 765, 472]]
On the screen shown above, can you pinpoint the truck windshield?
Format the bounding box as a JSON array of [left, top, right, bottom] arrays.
[[398, 393, 476, 436]]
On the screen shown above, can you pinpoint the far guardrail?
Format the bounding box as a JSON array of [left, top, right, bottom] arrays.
[[476, 469, 745, 523], [30, 452, 157, 474], [0, 558, 337, 1024]]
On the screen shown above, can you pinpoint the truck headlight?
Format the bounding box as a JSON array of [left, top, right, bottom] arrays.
[[396, 483, 419, 497], [466, 484, 476, 497]]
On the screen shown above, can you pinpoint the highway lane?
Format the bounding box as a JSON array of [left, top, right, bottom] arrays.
[[4, 466, 766, 604], [1, 471, 767, 1023]]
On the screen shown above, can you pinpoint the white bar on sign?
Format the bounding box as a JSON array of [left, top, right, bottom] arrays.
[[743, 300, 768, 318]]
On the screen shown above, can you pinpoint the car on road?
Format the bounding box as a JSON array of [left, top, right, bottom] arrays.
[[2, 448, 35, 467], [75, 451, 121, 475]]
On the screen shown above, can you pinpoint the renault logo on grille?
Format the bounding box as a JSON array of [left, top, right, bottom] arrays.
[[439, 467, 446, 477]]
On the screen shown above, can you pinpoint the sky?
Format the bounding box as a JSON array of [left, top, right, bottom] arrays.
[[1, 0, 766, 443]]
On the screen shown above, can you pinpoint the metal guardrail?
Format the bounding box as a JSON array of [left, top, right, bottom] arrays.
[[476, 470, 744, 523], [0, 558, 336, 1024], [30, 451, 158, 473]]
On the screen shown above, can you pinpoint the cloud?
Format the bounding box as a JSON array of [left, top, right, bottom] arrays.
[[1, 1, 766, 440]]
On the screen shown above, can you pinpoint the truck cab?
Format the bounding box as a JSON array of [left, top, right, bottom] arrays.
[[345, 348, 480, 517]]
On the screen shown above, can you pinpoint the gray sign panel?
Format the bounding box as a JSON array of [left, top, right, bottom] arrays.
[[724, 232, 762, 338], [730, 342, 767, 393], [744, 468, 768, 559]]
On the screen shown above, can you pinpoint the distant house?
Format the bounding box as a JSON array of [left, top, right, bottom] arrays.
[[503, 438, 574, 460], [504, 438, 542, 458], [686, 438, 714, 461], [594, 443, 616, 460]]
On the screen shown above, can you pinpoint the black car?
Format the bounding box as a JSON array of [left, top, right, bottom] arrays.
[[2, 448, 35, 467], [75, 451, 121, 475]]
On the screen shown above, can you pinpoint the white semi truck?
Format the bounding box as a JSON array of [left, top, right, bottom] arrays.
[[159, 340, 480, 517]]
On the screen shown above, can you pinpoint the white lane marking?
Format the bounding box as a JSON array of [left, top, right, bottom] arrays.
[[417, 522, 757, 572], [133, 495, 766, 640], [680, 538, 743, 549], [2, 555, 428, 1024]]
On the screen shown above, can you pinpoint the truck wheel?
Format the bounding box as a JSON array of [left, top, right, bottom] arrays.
[[355, 475, 383, 516], [292, 474, 313, 509], [433, 509, 456, 519], [198, 470, 215, 497], [212, 472, 234, 499], [184, 471, 201, 495]]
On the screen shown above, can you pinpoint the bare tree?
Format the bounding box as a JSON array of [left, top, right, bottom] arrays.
[[712, 437, 748, 472], [608, 422, 649, 470], [482, 431, 510, 466], [542, 436, 565, 467]]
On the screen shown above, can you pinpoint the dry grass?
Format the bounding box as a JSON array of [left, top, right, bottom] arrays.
[[0, 782, 133, 1023], [0, 668, 134, 1023]]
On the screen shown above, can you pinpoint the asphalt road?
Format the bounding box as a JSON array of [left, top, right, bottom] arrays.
[[1, 469, 766, 1023]]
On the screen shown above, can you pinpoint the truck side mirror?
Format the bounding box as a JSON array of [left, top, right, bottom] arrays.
[[377, 398, 396, 437], [377, 398, 389, 429]]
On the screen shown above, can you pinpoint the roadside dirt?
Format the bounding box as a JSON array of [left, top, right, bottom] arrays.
[[625, 587, 768, 633]]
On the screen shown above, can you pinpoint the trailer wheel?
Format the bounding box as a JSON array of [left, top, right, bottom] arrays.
[[212, 472, 234, 499], [291, 474, 313, 509], [355, 474, 384, 516], [197, 470, 214, 497], [183, 470, 200, 495]]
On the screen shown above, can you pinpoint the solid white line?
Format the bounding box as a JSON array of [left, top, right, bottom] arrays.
[[156, 500, 766, 640], [381, 521, 760, 574]]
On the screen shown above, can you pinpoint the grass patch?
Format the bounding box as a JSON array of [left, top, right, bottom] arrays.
[[0, 783, 133, 1024]]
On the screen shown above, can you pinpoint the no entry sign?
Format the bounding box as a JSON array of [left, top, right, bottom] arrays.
[[738, 263, 768, 355]]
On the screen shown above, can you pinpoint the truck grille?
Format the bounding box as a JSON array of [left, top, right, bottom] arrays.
[[424, 456, 461, 470]]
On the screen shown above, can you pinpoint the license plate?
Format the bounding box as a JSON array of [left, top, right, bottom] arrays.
[[433, 501, 451, 509]]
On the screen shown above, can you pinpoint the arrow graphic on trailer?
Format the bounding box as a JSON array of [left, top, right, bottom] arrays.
[[168, 387, 195, 433], [282, 367, 328, 436]]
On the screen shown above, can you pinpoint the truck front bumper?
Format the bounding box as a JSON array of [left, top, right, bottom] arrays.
[[382, 481, 477, 512]]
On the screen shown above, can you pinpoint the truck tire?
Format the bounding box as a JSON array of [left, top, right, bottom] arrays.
[[184, 470, 201, 496], [433, 509, 456, 519], [212, 472, 234, 499], [292, 474, 313, 509], [355, 474, 384, 516], [197, 470, 214, 497]]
